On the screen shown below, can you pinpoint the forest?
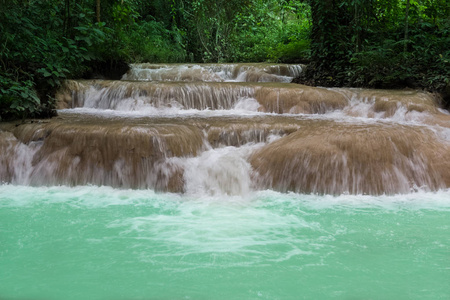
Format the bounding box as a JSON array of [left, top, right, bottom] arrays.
[[1, 0, 449, 120]]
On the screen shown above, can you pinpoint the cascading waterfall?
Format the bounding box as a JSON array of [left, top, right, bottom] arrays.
[[1, 62, 450, 300], [1, 63, 450, 195]]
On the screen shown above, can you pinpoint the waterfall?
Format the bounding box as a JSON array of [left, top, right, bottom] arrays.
[[1, 63, 449, 195]]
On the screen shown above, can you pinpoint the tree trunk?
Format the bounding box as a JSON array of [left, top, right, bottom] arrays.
[[355, 2, 361, 53], [96, 0, 101, 23], [309, 0, 338, 65], [404, 0, 410, 52], [63, 0, 70, 35]]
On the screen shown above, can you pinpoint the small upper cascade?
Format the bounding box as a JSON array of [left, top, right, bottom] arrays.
[[121, 63, 304, 83]]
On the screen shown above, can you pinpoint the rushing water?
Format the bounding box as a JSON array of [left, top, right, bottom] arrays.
[[1, 185, 449, 300], [1, 63, 450, 299]]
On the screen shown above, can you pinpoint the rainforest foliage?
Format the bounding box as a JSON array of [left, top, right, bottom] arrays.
[[0, 0, 449, 120], [304, 0, 450, 93]]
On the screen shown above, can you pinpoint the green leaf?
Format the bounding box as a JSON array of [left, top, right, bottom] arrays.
[[37, 68, 52, 77]]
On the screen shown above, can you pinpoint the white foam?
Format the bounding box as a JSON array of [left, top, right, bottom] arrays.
[[1, 184, 449, 210], [180, 143, 265, 196], [59, 102, 266, 118]]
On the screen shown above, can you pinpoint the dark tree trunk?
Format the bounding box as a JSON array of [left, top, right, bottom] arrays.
[[309, 0, 342, 69], [404, 0, 410, 52], [96, 0, 101, 23]]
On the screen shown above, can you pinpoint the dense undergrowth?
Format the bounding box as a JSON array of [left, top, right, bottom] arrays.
[[1, 0, 449, 120]]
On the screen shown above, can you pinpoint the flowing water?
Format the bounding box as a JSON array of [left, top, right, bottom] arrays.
[[1, 63, 450, 299]]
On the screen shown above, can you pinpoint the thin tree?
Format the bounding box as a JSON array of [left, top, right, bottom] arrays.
[[96, 0, 101, 23], [404, 0, 410, 52]]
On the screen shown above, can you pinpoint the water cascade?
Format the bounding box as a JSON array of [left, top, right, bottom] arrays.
[[1, 63, 450, 195], [2, 63, 450, 300]]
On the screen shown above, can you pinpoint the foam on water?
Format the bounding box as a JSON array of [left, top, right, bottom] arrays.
[[2, 184, 449, 210]]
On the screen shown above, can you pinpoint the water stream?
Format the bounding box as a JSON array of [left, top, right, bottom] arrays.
[[1, 63, 449, 299]]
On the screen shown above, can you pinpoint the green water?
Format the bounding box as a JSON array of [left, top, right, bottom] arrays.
[[1, 185, 449, 300]]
